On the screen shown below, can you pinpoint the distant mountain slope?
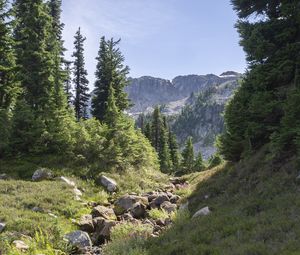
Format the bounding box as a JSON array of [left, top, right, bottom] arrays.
[[125, 72, 241, 117]]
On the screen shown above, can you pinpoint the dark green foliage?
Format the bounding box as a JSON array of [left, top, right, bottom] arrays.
[[63, 60, 73, 105], [181, 137, 194, 174], [72, 28, 90, 120], [194, 152, 205, 172], [219, 0, 300, 161], [168, 131, 181, 171], [208, 153, 223, 169], [92, 37, 130, 121]]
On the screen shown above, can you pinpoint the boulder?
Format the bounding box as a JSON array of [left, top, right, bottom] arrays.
[[170, 195, 180, 204], [65, 230, 92, 249], [93, 217, 117, 243], [92, 205, 116, 220], [98, 176, 117, 192], [0, 173, 8, 180], [130, 202, 146, 219], [114, 195, 148, 215], [151, 193, 169, 207], [60, 176, 76, 187], [161, 201, 177, 214], [78, 215, 94, 233], [119, 212, 134, 221], [32, 168, 53, 181], [13, 240, 29, 252], [0, 222, 6, 233], [192, 206, 211, 218], [73, 187, 83, 200]]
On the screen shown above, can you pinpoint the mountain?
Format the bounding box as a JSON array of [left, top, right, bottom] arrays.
[[125, 72, 241, 117], [126, 72, 242, 158]]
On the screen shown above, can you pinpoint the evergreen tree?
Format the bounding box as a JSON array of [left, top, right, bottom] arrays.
[[168, 130, 181, 171], [72, 27, 90, 120], [63, 60, 73, 105], [181, 137, 195, 173], [92, 37, 130, 121], [159, 124, 172, 173], [151, 107, 163, 151], [104, 83, 120, 127], [219, 0, 300, 161], [194, 152, 205, 172], [144, 122, 152, 142], [0, 0, 17, 156]]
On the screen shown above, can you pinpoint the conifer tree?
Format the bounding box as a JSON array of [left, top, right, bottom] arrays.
[[0, 0, 18, 156], [63, 60, 73, 105], [144, 122, 152, 142], [194, 152, 205, 172], [181, 137, 195, 173], [151, 107, 163, 151], [169, 130, 181, 171], [104, 83, 120, 127], [92, 37, 130, 121], [72, 27, 90, 120]]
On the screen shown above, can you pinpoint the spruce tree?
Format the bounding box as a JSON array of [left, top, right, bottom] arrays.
[[181, 137, 195, 173], [194, 152, 205, 172], [144, 122, 152, 142], [151, 106, 163, 151], [92, 37, 130, 121], [72, 27, 90, 120], [63, 60, 73, 105], [104, 83, 120, 127], [169, 130, 181, 171], [0, 0, 18, 156]]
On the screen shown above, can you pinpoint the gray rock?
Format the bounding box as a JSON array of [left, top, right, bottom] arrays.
[[32, 168, 53, 181], [0, 173, 8, 180], [65, 230, 92, 249], [192, 206, 211, 218], [98, 176, 117, 192], [114, 195, 148, 215], [13, 240, 29, 251], [78, 215, 94, 233], [0, 222, 6, 233], [93, 217, 117, 242], [151, 193, 169, 207], [170, 195, 180, 204], [60, 176, 76, 187], [130, 202, 146, 219], [161, 201, 177, 214], [92, 205, 116, 220]]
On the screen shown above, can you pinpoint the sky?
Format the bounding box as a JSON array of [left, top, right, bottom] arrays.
[[61, 0, 247, 88]]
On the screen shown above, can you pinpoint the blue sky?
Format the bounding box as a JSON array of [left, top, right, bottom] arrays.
[[61, 0, 246, 87]]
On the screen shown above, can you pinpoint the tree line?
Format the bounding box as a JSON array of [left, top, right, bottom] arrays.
[[0, 0, 158, 174]]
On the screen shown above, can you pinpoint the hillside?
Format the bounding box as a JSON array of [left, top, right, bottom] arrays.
[[125, 72, 241, 117]]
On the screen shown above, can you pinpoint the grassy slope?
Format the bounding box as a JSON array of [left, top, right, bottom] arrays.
[[106, 147, 300, 255], [0, 156, 167, 254]]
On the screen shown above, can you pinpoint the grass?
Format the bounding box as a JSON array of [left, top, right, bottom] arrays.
[[103, 147, 300, 255], [148, 208, 171, 221]]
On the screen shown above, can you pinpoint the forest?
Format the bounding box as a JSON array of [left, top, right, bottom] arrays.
[[0, 0, 300, 254]]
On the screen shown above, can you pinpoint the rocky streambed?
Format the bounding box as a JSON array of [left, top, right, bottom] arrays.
[[66, 176, 189, 255]]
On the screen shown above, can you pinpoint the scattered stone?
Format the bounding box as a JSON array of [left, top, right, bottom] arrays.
[[0, 173, 8, 180], [130, 202, 146, 219], [60, 176, 76, 187], [98, 175, 117, 192], [32, 168, 53, 182], [78, 214, 94, 233], [170, 195, 180, 204], [119, 212, 134, 221], [155, 219, 165, 226], [13, 240, 29, 251], [114, 195, 147, 215], [161, 201, 177, 214], [192, 206, 211, 218], [32, 206, 44, 213], [65, 230, 92, 249], [48, 213, 58, 218], [151, 193, 169, 208], [93, 217, 117, 243], [0, 222, 6, 233], [92, 206, 116, 220]]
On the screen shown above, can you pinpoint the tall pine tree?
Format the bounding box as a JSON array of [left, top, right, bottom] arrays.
[[72, 27, 90, 121], [181, 137, 195, 174], [92, 37, 130, 121]]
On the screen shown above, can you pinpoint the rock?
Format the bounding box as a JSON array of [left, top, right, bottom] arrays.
[[114, 195, 148, 215], [161, 201, 177, 214], [60, 176, 76, 187], [92, 206, 116, 220], [155, 219, 165, 226], [151, 193, 169, 207], [0, 173, 8, 180], [73, 187, 83, 199], [78, 215, 94, 233], [130, 202, 146, 219], [170, 195, 180, 204], [13, 240, 29, 251], [32, 206, 44, 213], [192, 206, 211, 218], [32, 168, 53, 181], [48, 213, 58, 218], [93, 217, 117, 244], [119, 212, 134, 221], [0, 222, 6, 233], [98, 175, 117, 192], [65, 230, 92, 249]]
